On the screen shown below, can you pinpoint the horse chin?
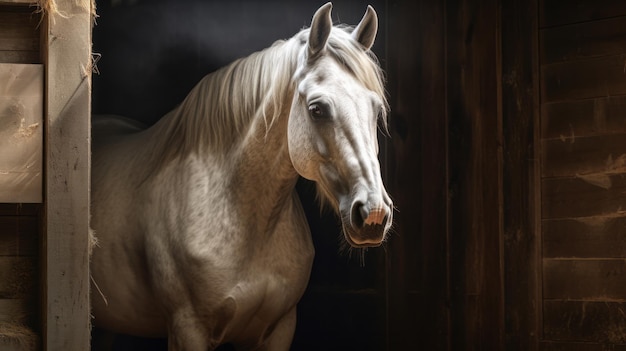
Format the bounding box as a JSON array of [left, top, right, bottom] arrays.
[[342, 223, 386, 248]]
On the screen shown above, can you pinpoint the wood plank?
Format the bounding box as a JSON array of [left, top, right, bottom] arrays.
[[541, 341, 626, 351], [0, 216, 37, 256], [0, 204, 38, 216], [385, 0, 448, 349], [0, 257, 35, 299], [543, 216, 626, 258], [0, 2, 41, 65], [543, 300, 626, 343], [43, 1, 92, 349], [446, 0, 504, 349], [0, 11, 40, 52], [501, 0, 541, 349], [542, 96, 626, 139], [542, 133, 626, 177], [0, 51, 39, 64], [544, 259, 626, 300], [542, 174, 626, 219], [0, 63, 43, 203], [0, 299, 33, 324], [541, 16, 626, 64], [540, 0, 626, 27], [541, 55, 626, 103]]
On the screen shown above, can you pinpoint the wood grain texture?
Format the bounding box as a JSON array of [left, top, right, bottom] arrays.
[[386, 0, 448, 349], [0, 63, 43, 203], [542, 96, 626, 139], [541, 55, 626, 103], [501, 0, 541, 349], [540, 0, 626, 27], [0, 8, 40, 64], [543, 300, 626, 343], [43, 1, 92, 349], [541, 16, 626, 64], [539, 2, 626, 347], [544, 259, 626, 300], [543, 216, 626, 258], [542, 133, 626, 177], [541, 341, 626, 351], [446, 0, 504, 349], [0, 216, 37, 256], [542, 174, 626, 219]]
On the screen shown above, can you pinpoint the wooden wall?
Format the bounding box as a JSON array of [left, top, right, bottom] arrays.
[[0, 2, 92, 350], [386, 0, 540, 349], [388, 0, 626, 349], [539, 0, 626, 349], [0, 4, 42, 350]]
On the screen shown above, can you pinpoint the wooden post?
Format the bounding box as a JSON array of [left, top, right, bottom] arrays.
[[446, 0, 505, 349], [501, 0, 541, 349], [43, 0, 92, 350]]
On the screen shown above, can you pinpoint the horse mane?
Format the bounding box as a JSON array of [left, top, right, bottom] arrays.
[[146, 24, 388, 172]]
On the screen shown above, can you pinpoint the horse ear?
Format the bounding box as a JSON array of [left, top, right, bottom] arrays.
[[308, 2, 333, 57], [352, 5, 378, 51]]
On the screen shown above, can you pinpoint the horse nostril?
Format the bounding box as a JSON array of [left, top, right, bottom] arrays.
[[351, 201, 367, 229]]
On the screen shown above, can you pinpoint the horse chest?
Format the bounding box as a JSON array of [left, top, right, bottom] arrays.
[[216, 264, 302, 345], [156, 190, 312, 343], [218, 211, 314, 344]]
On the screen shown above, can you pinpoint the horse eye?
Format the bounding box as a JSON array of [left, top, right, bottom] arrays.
[[308, 103, 328, 120]]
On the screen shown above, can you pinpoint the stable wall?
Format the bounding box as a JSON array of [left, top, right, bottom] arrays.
[[0, 1, 92, 350], [540, 0, 626, 348]]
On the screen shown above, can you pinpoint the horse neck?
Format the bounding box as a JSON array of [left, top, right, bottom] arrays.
[[145, 39, 302, 236], [230, 100, 300, 236], [146, 36, 301, 170]]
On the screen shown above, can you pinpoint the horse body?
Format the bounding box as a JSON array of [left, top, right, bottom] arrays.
[[92, 110, 314, 348], [91, 3, 392, 350]]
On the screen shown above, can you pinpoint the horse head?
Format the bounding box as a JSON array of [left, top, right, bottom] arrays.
[[288, 3, 393, 248]]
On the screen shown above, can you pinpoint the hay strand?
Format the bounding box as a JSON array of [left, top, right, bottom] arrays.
[[0, 322, 39, 351]]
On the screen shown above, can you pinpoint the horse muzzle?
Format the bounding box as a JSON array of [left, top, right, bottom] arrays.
[[341, 197, 392, 248]]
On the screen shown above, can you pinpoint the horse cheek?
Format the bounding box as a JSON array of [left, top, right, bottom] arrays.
[[287, 120, 316, 181]]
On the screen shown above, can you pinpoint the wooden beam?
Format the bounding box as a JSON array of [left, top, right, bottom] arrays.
[[501, 0, 541, 349], [540, 0, 626, 27], [386, 0, 448, 349], [42, 0, 91, 349], [541, 55, 626, 103], [446, 0, 504, 349], [543, 300, 626, 343]]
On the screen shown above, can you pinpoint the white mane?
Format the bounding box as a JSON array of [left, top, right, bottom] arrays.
[[147, 24, 388, 168]]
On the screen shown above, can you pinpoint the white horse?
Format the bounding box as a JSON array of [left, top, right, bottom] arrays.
[[91, 3, 393, 350]]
